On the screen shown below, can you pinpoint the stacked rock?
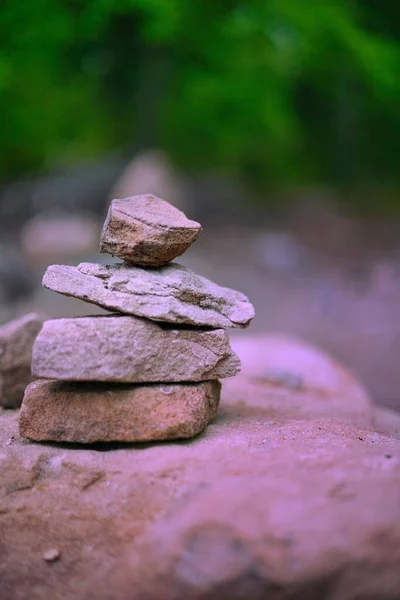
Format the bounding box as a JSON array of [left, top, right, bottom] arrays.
[[19, 195, 254, 444]]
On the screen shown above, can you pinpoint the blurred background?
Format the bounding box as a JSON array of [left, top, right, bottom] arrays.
[[1, 0, 400, 410]]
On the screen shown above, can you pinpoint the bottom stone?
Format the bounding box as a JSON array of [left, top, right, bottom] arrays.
[[19, 380, 220, 443]]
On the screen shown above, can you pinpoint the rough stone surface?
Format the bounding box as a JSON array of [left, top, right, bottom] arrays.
[[121, 468, 400, 600], [0, 313, 45, 408], [224, 333, 375, 429], [1, 414, 400, 600], [100, 195, 202, 266], [20, 380, 220, 443], [32, 316, 240, 382], [42, 261, 254, 328], [1, 334, 400, 600]]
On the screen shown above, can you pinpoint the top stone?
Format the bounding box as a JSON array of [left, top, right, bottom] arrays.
[[100, 195, 202, 266]]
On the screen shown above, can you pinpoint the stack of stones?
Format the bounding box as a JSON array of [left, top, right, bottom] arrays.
[[19, 195, 254, 444]]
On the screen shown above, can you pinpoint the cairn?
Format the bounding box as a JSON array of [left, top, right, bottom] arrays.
[[19, 195, 254, 443]]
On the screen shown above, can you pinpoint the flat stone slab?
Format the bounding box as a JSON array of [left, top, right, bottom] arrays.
[[20, 380, 220, 443], [32, 316, 240, 382], [100, 195, 202, 266], [0, 313, 45, 408], [42, 262, 254, 328]]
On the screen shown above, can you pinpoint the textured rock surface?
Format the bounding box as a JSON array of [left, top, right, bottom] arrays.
[[2, 334, 400, 600], [42, 262, 254, 328], [2, 415, 400, 600], [224, 334, 400, 439], [116, 465, 400, 600], [20, 380, 220, 443], [0, 313, 45, 408], [100, 195, 202, 266], [224, 333, 375, 429], [32, 316, 240, 382]]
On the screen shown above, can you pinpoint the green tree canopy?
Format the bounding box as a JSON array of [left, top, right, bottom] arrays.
[[1, 0, 400, 192]]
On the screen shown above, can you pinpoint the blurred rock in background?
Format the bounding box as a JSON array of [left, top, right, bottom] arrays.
[[20, 213, 101, 265], [0, 156, 125, 233], [0, 242, 35, 306], [250, 231, 310, 273], [110, 149, 189, 213]]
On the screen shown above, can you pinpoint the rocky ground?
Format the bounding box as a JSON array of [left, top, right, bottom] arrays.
[[1, 334, 400, 600]]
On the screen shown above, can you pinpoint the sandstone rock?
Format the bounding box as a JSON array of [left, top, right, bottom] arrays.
[[119, 468, 400, 600], [32, 316, 240, 382], [20, 380, 220, 443], [0, 313, 45, 408], [100, 195, 202, 266], [1, 410, 400, 600], [4, 335, 400, 600], [43, 548, 61, 562], [42, 262, 254, 328], [223, 333, 375, 429]]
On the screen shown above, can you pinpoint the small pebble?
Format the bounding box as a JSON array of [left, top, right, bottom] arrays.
[[43, 548, 61, 562], [160, 385, 173, 395]]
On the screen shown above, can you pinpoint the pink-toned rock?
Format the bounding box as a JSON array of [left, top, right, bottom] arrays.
[[32, 316, 240, 382], [2, 335, 400, 600], [42, 548, 61, 562], [118, 466, 400, 600], [2, 411, 400, 600], [100, 195, 202, 266], [223, 333, 375, 428], [226, 334, 400, 438], [43, 262, 254, 328], [0, 313, 45, 408], [20, 380, 220, 443]]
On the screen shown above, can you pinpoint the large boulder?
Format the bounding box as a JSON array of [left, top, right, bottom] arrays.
[[1, 334, 400, 600], [223, 333, 375, 429], [0, 313, 45, 408], [111, 436, 400, 600]]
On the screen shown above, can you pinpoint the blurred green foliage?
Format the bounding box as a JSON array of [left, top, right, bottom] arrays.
[[1, 0, 400, 191]]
